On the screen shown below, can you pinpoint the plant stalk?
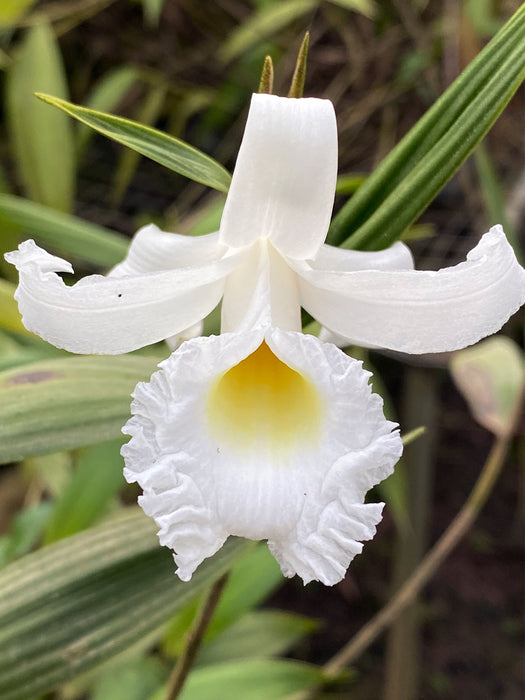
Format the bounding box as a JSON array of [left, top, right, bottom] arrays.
[[301, 390, 523, 698], [164, 573, 229, 700]]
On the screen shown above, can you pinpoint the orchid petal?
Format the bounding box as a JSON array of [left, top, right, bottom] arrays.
[[312, 241, 414, 348], [308, 240, 414, 272], [294, 227, 525, 353], [221, 240, 301, 334], [219, 94, 337, 260], [5, 239, 240, 354], [122, 330, 401, 585], [109, 224, 226, 277], [165, 320, 204, 351]]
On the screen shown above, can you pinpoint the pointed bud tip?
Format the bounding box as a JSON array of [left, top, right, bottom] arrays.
[[258, 56, 274, 94], [288, 32, 310, 98]]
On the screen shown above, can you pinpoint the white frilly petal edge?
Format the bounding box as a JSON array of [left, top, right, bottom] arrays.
[[122, 328, 402, 586], [293, 226, 525, 354], [4, 239, 241, 354], [219, 93, 337, 260]]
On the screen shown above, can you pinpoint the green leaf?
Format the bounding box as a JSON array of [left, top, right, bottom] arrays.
[[401, 426, 426, 448], [179, 195, 226, 237], [0, 502, 53, 569], [162, 543, 283, 656], [77, 66, 139, 156], [196, 611, 318, 666], [0, 0, 38, 28], [450, 336, 525, 436], [0, 194, 129, 267], [465, 0, 502, 37], [0, 509, 250, 700], [24, 451, 72, 499], [328, 5, 525, 250], [205, 544, 284, 639], [112, 85, 167, 205], [0, 278, 31, 337], [335, 172, 367, 195], [43, 439, 127, 544], [141, 0, 166, 27], [0, 354, 159, 464], [0, 328, 20, 360], [327, 0, 376, 18], [36, 93, 232, 193], [177, 659, 325, 700], [220, 0, 317, 63], [6, 23, 75, 212], [92, 657, 166, 700], [355, 351, 411, 535], [0, 334, 63, 372], [379, 461, 410, 536], [474, 143, 522, 263]]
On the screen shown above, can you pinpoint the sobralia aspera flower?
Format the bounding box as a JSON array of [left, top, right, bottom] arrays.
[[6, 94, 525, 585]]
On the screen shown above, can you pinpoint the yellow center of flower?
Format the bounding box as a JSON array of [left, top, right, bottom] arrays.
[[207, 342, 322, 452]]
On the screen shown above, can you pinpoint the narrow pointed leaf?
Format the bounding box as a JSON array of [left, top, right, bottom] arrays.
[[196, 611, 318, 666], [36, 93, 232, 193], [176, 659, 326, 700], [92, 657, 165, 700], [0, 194, 128, 267], [327, 5, 525, 249], [220, 0, 316, 62], [328, 0, 376, 18], [43, 439, 127, 543], [0, 502, 53, 569], [112, 85, 167, 204], [474, 144, 522, 262], [6, 23, 75, 212], [162, 544, 283, 656], [77, 66, 139, 155], [0, 355, 160, 464], [0, 509, 250, 700]]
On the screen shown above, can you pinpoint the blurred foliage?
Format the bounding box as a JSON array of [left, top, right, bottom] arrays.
[[450, 336, 525, 436], [0, 1, 523, 699]]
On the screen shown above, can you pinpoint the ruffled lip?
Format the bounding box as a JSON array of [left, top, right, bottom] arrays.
[[122, 328, 402, 585]]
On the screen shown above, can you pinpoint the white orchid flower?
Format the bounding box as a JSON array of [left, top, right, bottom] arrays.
[[6, 94, 525, 585]]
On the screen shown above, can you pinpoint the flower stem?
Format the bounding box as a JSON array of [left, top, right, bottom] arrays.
[[302, 391, 523, 698], [164, 573, 229, 700]]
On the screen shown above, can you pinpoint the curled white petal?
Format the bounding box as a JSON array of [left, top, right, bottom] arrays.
[[165, 320, 204, 351], [5, 239, 241, 354], [307, 240, 414, 272], [293, 226, 525, 353], [219, 94, 337, 260], [318, 326, 353, 348], [109, 224, 226, 277], [122, 330, 401, 585], [312, 241, 415, 348]]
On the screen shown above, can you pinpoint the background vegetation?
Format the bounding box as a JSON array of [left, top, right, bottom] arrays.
[[0, 1, 523, 699]]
